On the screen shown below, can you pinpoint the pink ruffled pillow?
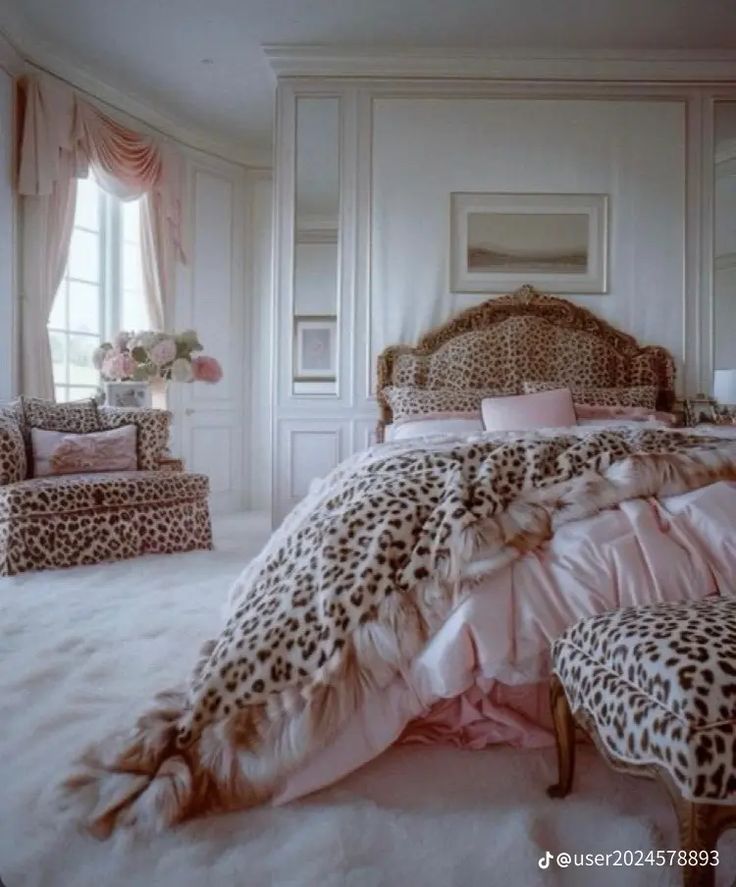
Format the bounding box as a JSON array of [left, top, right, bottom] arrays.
[[481, 388, 576, 432], [31, 425, 138, 477]]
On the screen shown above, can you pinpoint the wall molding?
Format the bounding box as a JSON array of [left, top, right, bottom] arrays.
[[296, 227, 338, 244], [265, 45, 736, 83], [355, 84, 711, 399], [0, 20, 271, 168]]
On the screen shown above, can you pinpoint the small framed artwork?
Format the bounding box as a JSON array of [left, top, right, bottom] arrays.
[[294, 316, 337, 382], [684, 395, 718, 427], [450, 192, 609, 294], [104, 381, 151, 409]]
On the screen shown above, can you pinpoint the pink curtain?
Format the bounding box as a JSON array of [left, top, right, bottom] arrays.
[[16, 74, 185, 397], [21, 152, 78, 400], [17, 79, 80, 399], [73, 101, 185, 331]]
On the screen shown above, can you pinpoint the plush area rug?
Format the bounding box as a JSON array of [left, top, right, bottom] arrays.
[[1, 513, 735, 887]]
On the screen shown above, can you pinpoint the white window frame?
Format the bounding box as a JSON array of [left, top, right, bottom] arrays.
[[49, 177, 146, 402]]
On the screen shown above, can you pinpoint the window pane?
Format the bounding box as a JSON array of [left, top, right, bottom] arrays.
[[68, 229, 101, 283], [123, 241, 143, 292], [122, 290, 150, 332], [49, 331, 67, 385], [122, 199, 141, 243], [75, 177, 101, 231], [55, 385, 68, 403], [48, 282, 67, 329], [67, 386, 98, 402], [68, 334, 100, 386], [68, 281, 101, 334]]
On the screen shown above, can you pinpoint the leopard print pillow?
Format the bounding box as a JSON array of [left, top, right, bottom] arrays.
[[383, 386, 514, 421], [21, 396, 100, 433], [97, 407, 171, 471], [0, 398, 25, 427], [522, 381, 658, 410], [0, 416, 26, 484]]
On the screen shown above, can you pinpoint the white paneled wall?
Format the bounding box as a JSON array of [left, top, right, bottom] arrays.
[[246, 170, 274, 513], [370, 98, 686, 386], [0, 65, 17, 400], [172, 154, 249, 514], [294, 242, 337, 314]]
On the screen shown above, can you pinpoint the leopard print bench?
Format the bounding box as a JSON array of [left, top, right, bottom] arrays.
[[548, 598, 736, 887], [0, 471, 213, 576]]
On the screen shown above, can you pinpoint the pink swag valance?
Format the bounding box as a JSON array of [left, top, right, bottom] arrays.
[[16, 74, 185, 398], [17, 75, 185, 265]]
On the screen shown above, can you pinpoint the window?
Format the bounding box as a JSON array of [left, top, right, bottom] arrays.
[[48, 176, 150, 402]]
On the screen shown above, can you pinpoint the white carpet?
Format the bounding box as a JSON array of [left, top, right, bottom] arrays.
[[1, 513, 735, 887]]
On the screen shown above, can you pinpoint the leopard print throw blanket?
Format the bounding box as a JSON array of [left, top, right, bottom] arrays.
[[65, 428, 736, 836]]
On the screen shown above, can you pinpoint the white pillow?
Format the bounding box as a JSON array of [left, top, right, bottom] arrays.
[[481, 388, 576, 432], [576, 418, 665, 429], [387, 413, 483, 441]]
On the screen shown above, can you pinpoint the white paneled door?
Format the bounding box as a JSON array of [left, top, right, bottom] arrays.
[[173, 156, 248, 514]]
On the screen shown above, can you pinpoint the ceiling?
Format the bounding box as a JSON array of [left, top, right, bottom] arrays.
[[1, 0, 736, 165]]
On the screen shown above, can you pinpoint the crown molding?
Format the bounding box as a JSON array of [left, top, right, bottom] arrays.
[[0, 29, 23, 76], [264, 44, 736, 83], [0, 17, 271, 168]]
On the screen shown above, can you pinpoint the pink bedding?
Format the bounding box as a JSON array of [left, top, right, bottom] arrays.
[[274, 480, 736, 804]]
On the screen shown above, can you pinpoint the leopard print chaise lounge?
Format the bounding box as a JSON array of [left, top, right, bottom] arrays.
[[549, 598, 736, 887], [0, 400, 213, 575], [0, 471, 213, 575]]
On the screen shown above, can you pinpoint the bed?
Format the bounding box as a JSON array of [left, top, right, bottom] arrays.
[[68, 287, 736, 837]]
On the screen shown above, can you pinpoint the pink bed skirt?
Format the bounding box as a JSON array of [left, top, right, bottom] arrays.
[[400, 682, 555, 749], [274, 481, 736, 805]]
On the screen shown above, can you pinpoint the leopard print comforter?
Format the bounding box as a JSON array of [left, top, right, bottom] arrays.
[[67, 427, 736, 836]]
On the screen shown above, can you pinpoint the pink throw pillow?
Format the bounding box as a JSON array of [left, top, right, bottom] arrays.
[[31, 425, 138, 477], [481, 388, 576, 432]]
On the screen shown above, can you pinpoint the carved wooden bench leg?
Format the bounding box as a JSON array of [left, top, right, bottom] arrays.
[[663, 785, 733, 887], [547, 673, 576, 799]]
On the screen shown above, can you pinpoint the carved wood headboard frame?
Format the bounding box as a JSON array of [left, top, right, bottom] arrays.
[[376, 285, 676, 440]]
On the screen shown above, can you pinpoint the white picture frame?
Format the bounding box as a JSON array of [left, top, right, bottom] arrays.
[[450, 192, 609, 294], [104, 381, 151, 409], [294, 316, 337, 382]]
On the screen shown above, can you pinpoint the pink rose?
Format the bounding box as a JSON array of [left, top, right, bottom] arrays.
[[102, 351, 136, 380], [120, 353, 137, 378], [191, 355, 223, 384], [149, 337, 177, 366]]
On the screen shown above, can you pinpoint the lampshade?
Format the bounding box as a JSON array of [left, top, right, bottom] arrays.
[[713, 369, 736, 405]]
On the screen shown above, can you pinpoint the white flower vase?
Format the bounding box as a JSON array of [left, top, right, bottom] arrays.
[[149, 376, 169, 411]]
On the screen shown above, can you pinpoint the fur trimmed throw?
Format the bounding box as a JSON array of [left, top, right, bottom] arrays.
[[65, 428, 736, 836]]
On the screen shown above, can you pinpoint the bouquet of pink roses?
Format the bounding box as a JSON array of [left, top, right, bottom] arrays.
[[93, 330, 223, 385]]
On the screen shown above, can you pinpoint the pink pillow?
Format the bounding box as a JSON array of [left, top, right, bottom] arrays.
[[31, 425, 138, 477], [481, 388, 576, 432]]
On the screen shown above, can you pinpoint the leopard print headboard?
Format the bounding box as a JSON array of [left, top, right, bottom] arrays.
[[376, 285, 676, 439]]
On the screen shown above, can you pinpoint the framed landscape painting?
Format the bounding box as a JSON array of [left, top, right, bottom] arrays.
[[450, 192, 608, 293]]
